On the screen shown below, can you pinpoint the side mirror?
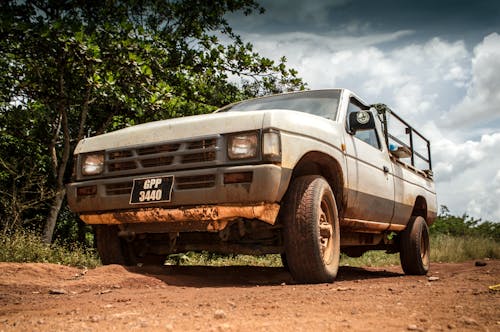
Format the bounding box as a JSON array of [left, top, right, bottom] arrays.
[[349, 111, 376, 134]]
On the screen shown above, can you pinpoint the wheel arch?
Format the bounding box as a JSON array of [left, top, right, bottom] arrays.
[[411, 196, 428, 223], [289, 151, 345, 217]]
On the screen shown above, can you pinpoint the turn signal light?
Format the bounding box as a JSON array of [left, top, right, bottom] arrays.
[[77, 185, 97, 196], [224, 172, 253, 184]]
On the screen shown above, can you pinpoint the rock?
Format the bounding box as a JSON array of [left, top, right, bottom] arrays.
[[49, 289, 67, 295], [407, 324, 423, 331], [214, 310, 226, 319], [475, 260, 487, 267], [217, 323, 232, 331], [428, 276, 440, 282], [463, 317, 478, 326]]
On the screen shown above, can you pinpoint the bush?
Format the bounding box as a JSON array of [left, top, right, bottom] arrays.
[[430, 206, 500, 241], [0, 230, 100, 268]]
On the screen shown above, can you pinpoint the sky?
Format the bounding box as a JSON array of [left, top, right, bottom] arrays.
[[227, 0, 500, 221]]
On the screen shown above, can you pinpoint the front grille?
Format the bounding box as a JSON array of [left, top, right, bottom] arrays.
[[141, 156, 174, 168], [108, 161, 136, 172], [103, 136, 220, 177], [137, 143, 180, 155]]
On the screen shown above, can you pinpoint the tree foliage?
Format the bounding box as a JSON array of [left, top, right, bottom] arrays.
[[430, 206, 500, 241], [0, 0, 305, 242]]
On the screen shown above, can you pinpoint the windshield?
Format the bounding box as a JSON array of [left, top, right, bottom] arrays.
[[221, 90, 341, 120]]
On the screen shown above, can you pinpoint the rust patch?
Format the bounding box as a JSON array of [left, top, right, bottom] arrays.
[[79, 203, 280, 230], [341, 218, 405, 233]]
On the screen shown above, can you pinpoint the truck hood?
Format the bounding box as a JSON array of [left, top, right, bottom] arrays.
[[75, 111, 267, 154], [74, 109, 338, 154]]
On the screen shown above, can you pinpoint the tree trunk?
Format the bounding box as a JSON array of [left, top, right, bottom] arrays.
[[42, 187, 66, 243], [43, 58, 71, 244]]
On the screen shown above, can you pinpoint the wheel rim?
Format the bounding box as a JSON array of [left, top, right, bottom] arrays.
[[319, 195, 335, 264]]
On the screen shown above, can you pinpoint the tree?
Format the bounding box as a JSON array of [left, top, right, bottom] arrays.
[[0, 0, 305, 242], [430, 206, 500, 241]]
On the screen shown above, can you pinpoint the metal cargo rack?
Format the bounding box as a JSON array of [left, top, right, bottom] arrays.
[[377, 107, 433, 176]]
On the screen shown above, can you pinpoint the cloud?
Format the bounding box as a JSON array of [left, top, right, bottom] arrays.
[[249, 35, 469, 126], [446, 33, 500, 128], [227, 0, 352, 34], [433, 133, 500, 182]]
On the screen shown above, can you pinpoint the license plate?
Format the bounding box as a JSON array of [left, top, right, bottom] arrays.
[[129, 176, 174, 204]]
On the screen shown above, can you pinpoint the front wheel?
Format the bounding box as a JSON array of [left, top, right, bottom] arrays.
[[94, 225, 128, 265], [282, 176, 340, 284], [399, 216, 430, 275], [94, 225, 166, 266]]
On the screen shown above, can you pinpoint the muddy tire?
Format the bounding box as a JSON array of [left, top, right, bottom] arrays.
[[94, 226, 166, 266], [400, 216, 430, 275], [125, 240, 167, 266], [282, 176, 340, 283], [94, 225, 128, 265]]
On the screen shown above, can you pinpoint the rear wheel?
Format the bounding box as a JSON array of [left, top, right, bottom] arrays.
[[399, 216, 430, 275], [282, 176, 340, 283]]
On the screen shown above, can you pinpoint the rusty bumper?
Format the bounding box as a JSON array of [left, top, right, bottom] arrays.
[[79, 203, 281, 231]]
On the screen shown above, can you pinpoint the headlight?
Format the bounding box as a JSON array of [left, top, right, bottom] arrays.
[[81, 153, 104, 176], [227, 132, 258, 160]]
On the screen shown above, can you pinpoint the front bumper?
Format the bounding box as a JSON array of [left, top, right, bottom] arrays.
[[79, 203, 280, 231], [67, 164, 291, 225]]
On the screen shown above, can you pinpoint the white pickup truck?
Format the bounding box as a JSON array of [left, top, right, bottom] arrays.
[[67, 88, 437, 283]]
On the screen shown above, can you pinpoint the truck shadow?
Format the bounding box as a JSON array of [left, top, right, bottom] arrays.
[[124, 265, 403, 287]]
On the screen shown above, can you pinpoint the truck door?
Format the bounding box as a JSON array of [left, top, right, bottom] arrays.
[[344, 98, 395, 223]]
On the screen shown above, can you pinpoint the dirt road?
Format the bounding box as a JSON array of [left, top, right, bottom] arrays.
[[0, 260, 499, 331]]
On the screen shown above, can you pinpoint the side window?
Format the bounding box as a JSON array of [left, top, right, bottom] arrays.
[[347, 101, 381, 149]]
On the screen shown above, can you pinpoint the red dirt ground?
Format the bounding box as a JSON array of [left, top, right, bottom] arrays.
[[1, 260, 499, 331]]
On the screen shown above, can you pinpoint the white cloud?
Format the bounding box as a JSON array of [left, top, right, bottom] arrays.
[[245, 33, 469, 124], [447, 33, 500, 127], [432, 133, 500, 182], [410, 130, 500, 222]]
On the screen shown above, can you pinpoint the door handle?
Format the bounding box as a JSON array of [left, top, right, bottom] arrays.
[[383, 166, 390, 173]]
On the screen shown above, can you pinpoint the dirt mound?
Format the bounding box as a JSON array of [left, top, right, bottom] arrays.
[[1, 261, 499, 331]]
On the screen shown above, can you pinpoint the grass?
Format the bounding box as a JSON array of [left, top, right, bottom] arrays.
[[1, 231, 498, 269], [166, 234, 500, 268], [0, 230, 100, 268], [165, 252, 284, 267], [430, 234, 500, 263]]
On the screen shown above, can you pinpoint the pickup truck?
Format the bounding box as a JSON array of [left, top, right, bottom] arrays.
[[67, 88, 437, 283]]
